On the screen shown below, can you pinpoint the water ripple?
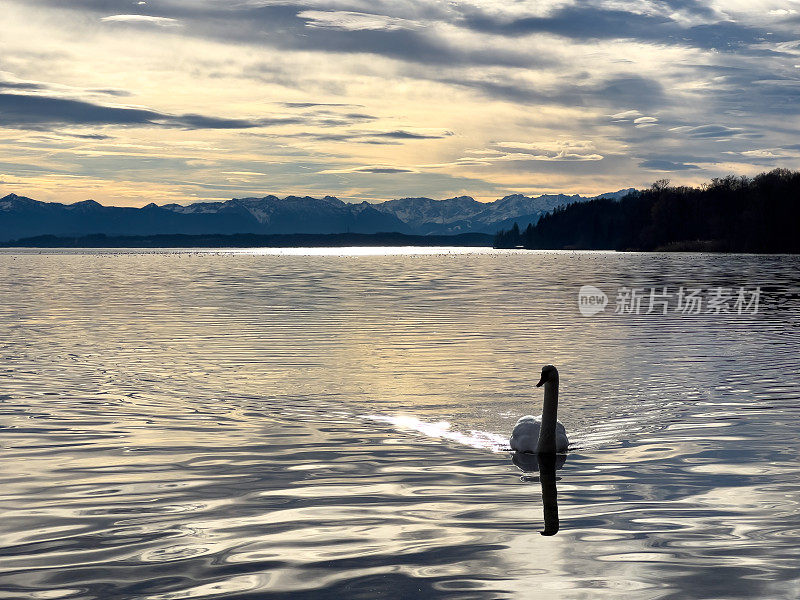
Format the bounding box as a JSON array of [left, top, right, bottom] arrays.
[[0, 249, 799, 599]]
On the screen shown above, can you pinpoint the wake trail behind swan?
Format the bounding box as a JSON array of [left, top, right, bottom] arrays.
[[361, 413, 655, 454], [363, 414, 510, 452]]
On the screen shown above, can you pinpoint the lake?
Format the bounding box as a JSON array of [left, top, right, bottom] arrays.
[[1, 248, 799, 599]]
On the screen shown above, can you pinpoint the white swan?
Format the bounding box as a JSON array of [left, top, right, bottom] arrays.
[[510, 364, 569, 454]]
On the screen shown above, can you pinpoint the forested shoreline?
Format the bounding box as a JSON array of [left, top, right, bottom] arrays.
[[495, 169, 800, 253]]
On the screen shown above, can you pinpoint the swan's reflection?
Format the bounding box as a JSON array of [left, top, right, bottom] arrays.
[[511, 452, 565, 536]]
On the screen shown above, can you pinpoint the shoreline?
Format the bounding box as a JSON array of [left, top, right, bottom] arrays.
[[0, 231, 493, 248], [3, 233, 799, 254]]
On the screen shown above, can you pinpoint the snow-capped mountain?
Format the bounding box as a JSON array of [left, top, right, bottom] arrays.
[[0, 188, 636, 241], [371, 189, 635, 234]]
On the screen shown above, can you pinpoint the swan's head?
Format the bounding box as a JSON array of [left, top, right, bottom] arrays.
[[536, 364, 559, 387]]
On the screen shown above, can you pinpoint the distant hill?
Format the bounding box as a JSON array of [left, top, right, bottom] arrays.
[[494, 169, 800, 253], [0, 188, 635, 242]]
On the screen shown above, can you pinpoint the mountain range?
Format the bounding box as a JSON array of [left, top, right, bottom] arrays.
[[0, 189, 635, 242]]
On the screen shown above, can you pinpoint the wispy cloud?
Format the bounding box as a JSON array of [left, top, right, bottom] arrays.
[[669, 124, 752, 139], [633, 116, 659, 128], [298, 11, 422, 32], [0, 93, 302, 130], [639, 159, 700, 171], [489, 141, 604, 161], [279, 129, 453, 144], [100, 15, 181, 27], [372, 130, 452, 140], [321, 165, 417, 174]]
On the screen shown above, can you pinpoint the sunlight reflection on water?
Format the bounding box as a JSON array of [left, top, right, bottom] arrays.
[[0, 248, 799, 599]]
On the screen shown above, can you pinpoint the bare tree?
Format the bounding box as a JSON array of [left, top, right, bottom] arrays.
[[651, 179, 671, 191]]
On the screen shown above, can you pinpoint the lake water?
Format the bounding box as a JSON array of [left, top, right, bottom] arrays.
[[1, 248, 799, 599]]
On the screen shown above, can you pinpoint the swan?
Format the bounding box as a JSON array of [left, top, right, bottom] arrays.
[[510, 364, 569, 454]]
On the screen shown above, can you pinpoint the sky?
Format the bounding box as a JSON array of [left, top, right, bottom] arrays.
[[1, 0, 800, 206]]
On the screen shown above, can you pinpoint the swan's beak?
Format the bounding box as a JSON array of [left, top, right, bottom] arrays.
[[536, 376, 546, 387]]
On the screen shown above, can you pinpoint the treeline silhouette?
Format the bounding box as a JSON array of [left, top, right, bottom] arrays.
[[495, 169, 800, 252]]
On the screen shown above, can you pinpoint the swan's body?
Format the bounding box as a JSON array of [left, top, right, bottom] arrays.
[[510, 415, 569, 453], [509, 364, 569, 454]]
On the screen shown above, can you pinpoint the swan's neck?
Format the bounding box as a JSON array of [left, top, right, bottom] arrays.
[[536, 378, 559, 453]]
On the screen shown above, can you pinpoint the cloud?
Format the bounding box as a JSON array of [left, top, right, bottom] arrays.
[[670, 124, 749, 139], [0, 73, 128, 98], [456, 5, 790, 54], [459, 6, 670, 40], [285, 132, 400, 144], [321, 165, 417, 174], [470, 141, 605, 162], [279, 102, 363, 108], [0, 93, 302, 130], [0, 80, 48, 92], [31, 1, 550, 70], [342, 113, 378, 121], [68, 133, 114, 140], [718, 147, 800, 165], [740, 149, 780, 158], [177, 114, 301, 129], [498, 151, 604, 162], [372, 130, 452, 139], [272, 107, 378, 125], [298, 11, 421, 32], [90, 88, 133, 97], [100, 15, 181, 27], [357, 166, 416, 173], [20, 0, 796, 69], [6, 0, 800, 204], [611, 110, 643, 120], [639, 159, 700, 170], [439, 73, 665, 109], [278, 129, 452, 144]]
